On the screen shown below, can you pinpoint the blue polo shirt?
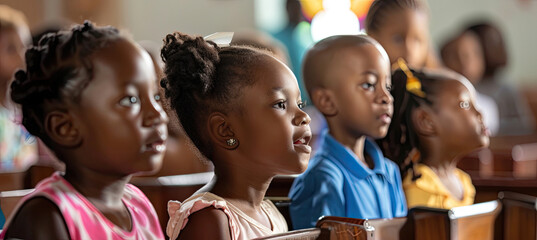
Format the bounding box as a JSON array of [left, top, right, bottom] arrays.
[[0, 206, 5, 229], [289, 132, 407, 229]]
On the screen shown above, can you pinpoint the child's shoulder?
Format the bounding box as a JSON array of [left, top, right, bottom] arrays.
[[2, 196, 69, 239], [167, 192, 240, 239], [171, 205, 231, 240]]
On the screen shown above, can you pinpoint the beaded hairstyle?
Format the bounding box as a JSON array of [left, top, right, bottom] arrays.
[[11, 21, 121, 148], [378, 65, 445, 181]]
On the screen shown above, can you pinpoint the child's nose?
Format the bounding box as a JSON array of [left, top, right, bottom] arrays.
[[143, 101, 169, 127], [293, 109, 311, 126], [378, 87, 393, 105]]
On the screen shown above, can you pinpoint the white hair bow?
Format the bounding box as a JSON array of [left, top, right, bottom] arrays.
[[204, 32, 234, 47]]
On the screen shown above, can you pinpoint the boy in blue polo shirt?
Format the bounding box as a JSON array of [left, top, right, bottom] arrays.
[[288, 35, 407, 229]]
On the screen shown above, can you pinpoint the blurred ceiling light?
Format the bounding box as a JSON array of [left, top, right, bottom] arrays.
[[310, 0, 360, 42]]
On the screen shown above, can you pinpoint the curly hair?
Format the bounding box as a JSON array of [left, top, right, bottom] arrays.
[[160, 32, 268, 159], [378, 68, 444, 180], [10, 21, 121, 148], [365, 0, 427, 34]]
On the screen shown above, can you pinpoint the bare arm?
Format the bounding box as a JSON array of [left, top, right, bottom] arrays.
[[4, 197, 70, 240], [177, 207, 231, 240]]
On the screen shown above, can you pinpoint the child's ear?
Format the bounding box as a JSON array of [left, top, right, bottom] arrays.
[[44, 111, 82, 148], [312, 88, 338, 116], [207, 112, 238, 150], [411, 107, 437, 136]]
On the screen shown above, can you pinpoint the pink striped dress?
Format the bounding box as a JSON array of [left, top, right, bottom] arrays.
[[0, 172, 164, 240]]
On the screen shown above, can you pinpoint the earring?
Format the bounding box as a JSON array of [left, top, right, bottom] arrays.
[[226, 138, 237, 146]]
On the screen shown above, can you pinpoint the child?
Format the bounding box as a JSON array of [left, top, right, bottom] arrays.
[[468, 22, 534, 136], [440, 29, 500, 135], [161, 32, 312, 239], [365, 0, 440, 70], [288, 35, 407, 230], [0, 21, 167, 239], [379, 63, 490, 209], [0, 5, 37, 170]]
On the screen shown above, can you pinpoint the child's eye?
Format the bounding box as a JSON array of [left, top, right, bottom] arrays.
[[361, 82, 375, 91], [119, 96, 139, 107], [386, 84, 393, 92], [154, 94, 161, 101], [298, 101, 306, 109], [459, 100, 471, 110], [273, 101, 287, 110], [392, 34, 404, 44]]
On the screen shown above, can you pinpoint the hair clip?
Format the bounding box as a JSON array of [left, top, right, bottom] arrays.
[[397, 58, 426, 98], [204, 32, 234, 47]]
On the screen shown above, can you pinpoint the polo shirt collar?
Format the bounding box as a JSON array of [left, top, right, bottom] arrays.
[[319, 131, 390, 180]]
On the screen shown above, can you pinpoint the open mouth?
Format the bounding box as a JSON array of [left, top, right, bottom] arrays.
[[294, 134, 311, 145], [379, 113, 392, 124], [146, 140, 166, 153], [293, 133, 312, 154]]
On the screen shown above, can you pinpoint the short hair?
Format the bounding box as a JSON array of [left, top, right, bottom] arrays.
[[160, 32, 269, 159], [466, 22, 507, 77], [302, 34, 388, 99], [11, 21, 122, 148]]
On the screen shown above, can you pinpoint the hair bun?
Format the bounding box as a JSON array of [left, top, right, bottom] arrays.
[[160, 32, 220, 96]]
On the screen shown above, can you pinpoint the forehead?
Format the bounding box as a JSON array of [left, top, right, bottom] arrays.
[[90, 39, 156, 88], [250, 54, 299, 93], [381, 8, 428, 33], [435, 78, 473, 101], [330, 44, 390, 75]]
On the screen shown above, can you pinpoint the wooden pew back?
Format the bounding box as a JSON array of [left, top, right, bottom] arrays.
[[253, 228, 327, 240], [0, 189, 34, 220], [496, 191, 537, 240], [129, 172, 213, 231], [402, 200, 501, 240], [450, 200, 501, 240], [0, 171, 25, 192], [316, 216, 374, 240]]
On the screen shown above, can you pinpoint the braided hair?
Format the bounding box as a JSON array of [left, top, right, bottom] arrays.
[[10, 21, 121, 148], [160, 32, 268, 159], [365, 0, 427, 34], [379, 68, 443, 180]]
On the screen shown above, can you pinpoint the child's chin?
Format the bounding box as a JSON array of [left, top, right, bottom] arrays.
[[371, 130, 388, 140], [479, 135, 490, 148]]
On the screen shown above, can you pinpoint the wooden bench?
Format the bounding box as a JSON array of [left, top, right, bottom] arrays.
[[253, 228, 327, 240], [129, 171, 213, 231], [316, 216, 374, 240], [0, 171, 25, 192], [495, 191, 537, 240], [401, 200, 501, 240], [314, 216, 406, 240], [0, 189, 34, 220]]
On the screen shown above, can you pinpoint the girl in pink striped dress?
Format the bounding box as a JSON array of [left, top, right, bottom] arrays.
[[0, 21, 168, 240]]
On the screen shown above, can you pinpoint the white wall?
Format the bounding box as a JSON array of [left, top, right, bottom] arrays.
[[123, 0, 256, 44], [427, 0, 537, 83]]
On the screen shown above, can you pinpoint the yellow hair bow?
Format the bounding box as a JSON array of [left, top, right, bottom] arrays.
[[397, 58, 426, 98]]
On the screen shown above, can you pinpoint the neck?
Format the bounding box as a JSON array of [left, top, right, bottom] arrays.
[[329, 128, 368, 166], [210, 159, 272, 209], [63, 164, 131, 209], [420, 144, 460, 176], [0, 84, 12, 109]]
